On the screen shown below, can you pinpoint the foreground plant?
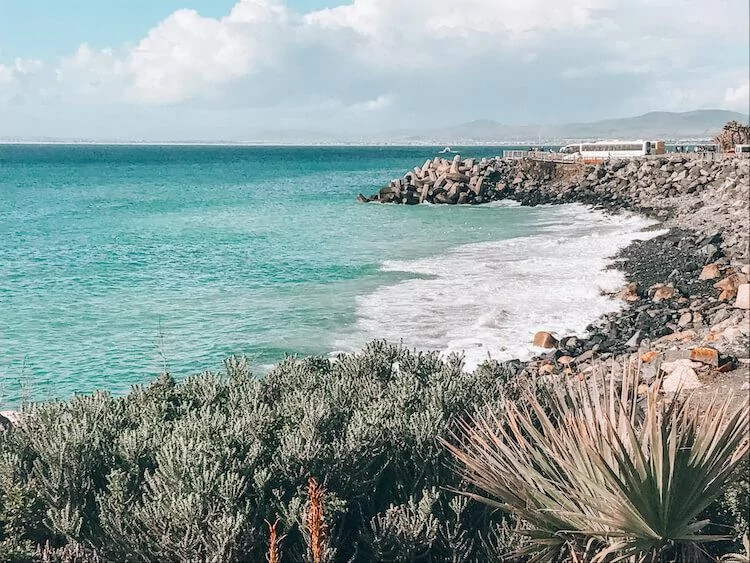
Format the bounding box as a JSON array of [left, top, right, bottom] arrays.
[[721, 534, 750, 563], [443, 368, 749, 562], [0, 342, 526, 561]]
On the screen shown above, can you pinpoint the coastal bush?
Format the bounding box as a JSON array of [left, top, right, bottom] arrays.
[[443, 367, 749, 562], [0, 342, 530, 562], [1, 343, 746, 562]]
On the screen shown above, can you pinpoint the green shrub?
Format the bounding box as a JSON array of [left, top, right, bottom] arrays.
[[0, 342, 527, 561]]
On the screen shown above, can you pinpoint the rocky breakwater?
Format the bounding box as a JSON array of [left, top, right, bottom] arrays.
[[499, 155, 750, 401], [360, 153, 750, 401], [358, 155, 508, 205], [361, 154, 749, 262], [503, 155, 750, 262]]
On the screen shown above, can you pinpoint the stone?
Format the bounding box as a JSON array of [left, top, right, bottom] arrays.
[[641, 351, 659, 363], [576, 350, 595, 364], [533, 331, 559, 349], [677, 312, 692, 328], [558, 356, 574, 365], [450, 155, 461, 174], [654, 330, 697, 344], [538, 363, 555, 375], [653, 286, 676, 303], [626, 330, 643, 347], [699, 263, 721, 280], [715, 274, 744, 302], [699, 243, 721, 262], [689, 346, 720, 367], [664, 349, 691, 362], [446, 172, 470, 183], [617, 282, 640, 302], [735, 284, 750, 310], [662, 361, 702, 393], [356, 193, 370, 203], [419, 184, 430, 204], [711, 308, 731, 325]]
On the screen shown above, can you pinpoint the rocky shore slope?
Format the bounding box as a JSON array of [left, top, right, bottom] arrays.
[[361, 154, 750, 400]]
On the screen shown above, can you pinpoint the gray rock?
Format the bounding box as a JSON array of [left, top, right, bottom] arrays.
[[711, 307, 731, 325], [576, 350, 595, 364], [626, 330, 643, 348]]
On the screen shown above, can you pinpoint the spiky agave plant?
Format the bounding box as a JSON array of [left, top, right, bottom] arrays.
[[721, 534, 750, 563], [442, 367, 749, 562]]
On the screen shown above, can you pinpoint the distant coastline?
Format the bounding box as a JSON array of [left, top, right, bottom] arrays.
[[0, 138, 718, 147], [2, 109, 745, 147]]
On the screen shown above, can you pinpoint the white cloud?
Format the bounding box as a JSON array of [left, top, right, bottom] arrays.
[[351, 93, 393, 112], [1, 0, 748, 139], [0, 58, 45, 104], [725, 83, 750, 112], [0, 64, 14, 85], [56, 44, 126, 100], [126, 3, 290, 104]]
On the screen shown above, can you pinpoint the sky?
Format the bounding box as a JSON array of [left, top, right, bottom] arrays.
[[0, 0, 748, 141]]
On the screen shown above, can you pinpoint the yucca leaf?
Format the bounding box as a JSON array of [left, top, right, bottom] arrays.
[[443, 364, 749, 561]]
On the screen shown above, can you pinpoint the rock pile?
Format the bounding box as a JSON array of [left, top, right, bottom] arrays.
[[527, 229, 748, 368], [359, 155, 505, 205], [502, 155, 750, 261]]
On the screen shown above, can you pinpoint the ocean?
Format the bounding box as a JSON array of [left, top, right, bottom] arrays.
[[0, 144, 654, 405]]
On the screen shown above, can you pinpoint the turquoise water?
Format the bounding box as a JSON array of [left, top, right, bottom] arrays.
[[0, 145, 651, 406]]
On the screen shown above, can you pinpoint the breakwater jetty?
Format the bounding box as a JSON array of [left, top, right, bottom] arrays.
[[360, 153, 750, 400], [361, 154, 749, 261]]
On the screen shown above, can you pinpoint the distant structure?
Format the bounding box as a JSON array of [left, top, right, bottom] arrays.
[[556, 140, 656, 163], [714, 120, 750, 153]]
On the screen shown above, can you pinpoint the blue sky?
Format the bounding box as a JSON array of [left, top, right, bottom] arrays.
[[0, 0, 344, 58], [0, 0, 748, 140]]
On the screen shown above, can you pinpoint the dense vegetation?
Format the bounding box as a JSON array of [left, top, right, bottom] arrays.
[[0, 341, 746, 562]]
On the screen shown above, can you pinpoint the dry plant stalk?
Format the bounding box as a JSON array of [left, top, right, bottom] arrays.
[[266, 518, 284, 563], [306, 477, 328, 563]]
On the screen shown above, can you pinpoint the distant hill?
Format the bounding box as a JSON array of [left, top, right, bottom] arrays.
[[372, 110, 750, 144], [5, 109, 747, 145]]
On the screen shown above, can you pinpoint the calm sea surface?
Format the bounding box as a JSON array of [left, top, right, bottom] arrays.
[[0, 145, 652, 405]]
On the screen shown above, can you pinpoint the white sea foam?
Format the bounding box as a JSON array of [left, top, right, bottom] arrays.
[[336, 204, 665, 370]]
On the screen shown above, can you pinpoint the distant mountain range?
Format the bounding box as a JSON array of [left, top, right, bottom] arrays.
[[367, 110, 750, 145], [3, 110, 748, 145]]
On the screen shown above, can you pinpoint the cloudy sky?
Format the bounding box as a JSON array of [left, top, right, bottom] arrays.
[[1, 0, 748, 140]]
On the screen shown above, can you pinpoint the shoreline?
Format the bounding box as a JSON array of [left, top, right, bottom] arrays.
[[346, 204, 660, 371], [362, 153, 750, 399]]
